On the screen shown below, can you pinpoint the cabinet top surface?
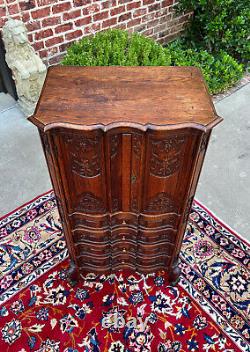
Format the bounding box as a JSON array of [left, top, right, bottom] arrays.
[[31, 66, 221, 131]]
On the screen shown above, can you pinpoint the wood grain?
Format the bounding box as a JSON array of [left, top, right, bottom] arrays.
[[29, 66, 222, 131]]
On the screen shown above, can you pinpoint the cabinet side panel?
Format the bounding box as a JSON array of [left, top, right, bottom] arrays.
[[39, 130, 77, 263], [172, 131, 212, 264]]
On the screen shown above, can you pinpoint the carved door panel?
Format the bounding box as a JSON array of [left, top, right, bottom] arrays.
[[106, 129, 144, 269], [52, 128, 107, 216], [142, 128, 201, 217], [106, 129, 144, 214]]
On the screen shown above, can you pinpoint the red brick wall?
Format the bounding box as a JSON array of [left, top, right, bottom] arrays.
[[0, 0, 191, 65]]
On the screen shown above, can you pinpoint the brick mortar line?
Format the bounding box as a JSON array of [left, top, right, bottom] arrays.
[[26, 6, 175, 35], [45, 26, 186, 62], [39, 20, 187, 53], [1, 2, 175, 19]]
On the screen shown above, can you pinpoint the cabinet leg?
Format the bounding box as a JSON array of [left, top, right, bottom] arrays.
[[169, 260, 181, 286], [67, 260, 79, 287]]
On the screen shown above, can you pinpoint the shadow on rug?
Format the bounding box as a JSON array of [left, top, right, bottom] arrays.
[[0, 191, 249, 352]]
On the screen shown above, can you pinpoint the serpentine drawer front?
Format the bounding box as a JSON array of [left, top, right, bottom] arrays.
[[29, 66, 222, 285]]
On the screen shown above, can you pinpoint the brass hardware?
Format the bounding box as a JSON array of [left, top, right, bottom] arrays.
[[122, 236, 125, 241], [131, 174, 137, 183], [123, 248, 126, 253]]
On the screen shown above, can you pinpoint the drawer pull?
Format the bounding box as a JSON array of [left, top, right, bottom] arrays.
[[122, 236, 125, 241], [122, 248, 126, 253], [122, 220, 126, 225]]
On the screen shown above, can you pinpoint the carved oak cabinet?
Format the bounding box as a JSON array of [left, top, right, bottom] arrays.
[[29, 66, 222, 284]]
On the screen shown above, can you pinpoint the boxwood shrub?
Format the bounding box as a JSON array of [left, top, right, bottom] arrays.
[[168, 40, 243, 94], [177, 0, 250, 63], [62, 29, 243, 94], [62, 29, 171, 66]]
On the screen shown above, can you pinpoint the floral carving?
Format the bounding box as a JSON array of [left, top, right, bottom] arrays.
[[76, 192, 105, 213], [64, 135, 101, 178], [110, 134, 120, 158], [112, 198, 119, 212], [150, 135, 186, 177], [200, 133, 209, 152], [145, 192, 176, 213], [132, 133, 143, 159], [131, 197, 138, 212], [183, 196, 194, 223]]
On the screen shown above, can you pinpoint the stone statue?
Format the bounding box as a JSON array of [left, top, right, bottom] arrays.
[[2, 19, 47, 116]]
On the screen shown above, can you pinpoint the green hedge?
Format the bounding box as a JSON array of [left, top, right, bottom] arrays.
[[62, 30, 171, 66], [168, 40, 243, 94], [62, 29, 243, 94], [177, 0, 250, 63]]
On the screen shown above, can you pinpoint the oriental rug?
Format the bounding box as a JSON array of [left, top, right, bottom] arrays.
[[0, 190, 249, 352]]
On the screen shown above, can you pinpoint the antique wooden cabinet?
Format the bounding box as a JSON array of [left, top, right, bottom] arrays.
[[29, 66, 222, 284]]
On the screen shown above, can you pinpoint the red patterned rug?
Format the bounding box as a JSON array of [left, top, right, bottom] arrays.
[[0, 191, 249, 352]]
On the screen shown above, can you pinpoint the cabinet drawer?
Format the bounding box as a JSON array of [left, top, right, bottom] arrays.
[[111, 228, 137, 242], [77, 255, 111, 268], [138, 229, 176, 244], [111, 241, 137, 255], [73, 229, 110, 243], [139, 213, 180, 229], [111, 254, 136, 267], [110, 213, 138, 228], [136, 255, 171, 267], [137, 242, 173, 257], [75, 242, 110, 257], [70, 213, 109, 229]]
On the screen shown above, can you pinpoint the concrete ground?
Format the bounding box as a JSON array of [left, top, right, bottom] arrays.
[[197, 83, 250, 240], [0, 85, 249, 242]]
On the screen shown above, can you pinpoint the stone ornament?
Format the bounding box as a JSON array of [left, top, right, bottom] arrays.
[[2, 19, 46, 116]]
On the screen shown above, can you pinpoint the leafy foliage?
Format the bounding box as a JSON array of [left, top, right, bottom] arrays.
[[177, 0, 250, 63], [62, 29, 243, 94], [62, 29, 171, 66], [168, 40, 243, 94]]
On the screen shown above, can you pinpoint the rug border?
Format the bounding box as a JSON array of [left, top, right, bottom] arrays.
[[179, 276, 248, 352], [194, 198, 250, 247], [0, 189, 53, 221]]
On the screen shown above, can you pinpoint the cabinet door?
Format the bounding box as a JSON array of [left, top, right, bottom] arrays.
[[142, 128, 201, 217], [51, 128, 107, 217]]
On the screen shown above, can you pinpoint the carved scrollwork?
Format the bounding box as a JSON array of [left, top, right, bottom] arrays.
[[76, 192, 106, 213], [200, 133, 209, 152], [64, 135, 101, 178], [132, 133, 143, 159], [145, 192, 176, 213], [112, 198, 119, 212], [110, 134, 120, 158], [150, 135, 186, 177], [42, 134, 51, 155], [131, 133, 143, 212], [131, 197, 138, 212], [55, 195, 64, 223], [183, 195, 194, 223]]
